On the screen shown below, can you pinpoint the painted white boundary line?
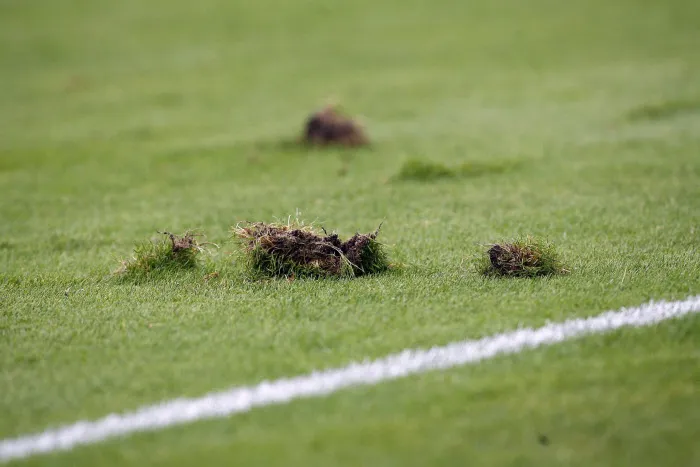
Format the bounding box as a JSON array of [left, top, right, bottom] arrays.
[[2, 296, 700, 463]]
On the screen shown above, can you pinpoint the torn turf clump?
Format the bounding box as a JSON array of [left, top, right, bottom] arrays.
[[303, 105, 368, 147], [233, 221, 388, 278], [116, 231, 212, 278], [162, 231, 198, 253], [480, 237, 567, 277]]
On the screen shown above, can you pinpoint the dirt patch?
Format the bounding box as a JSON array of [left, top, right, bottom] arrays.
[[303, 105, 369, 147], [479, 237, 567, 277], [233, 221, 388, 278]]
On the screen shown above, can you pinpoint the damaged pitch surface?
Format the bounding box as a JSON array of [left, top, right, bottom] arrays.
[[233, 222, 388, 278]]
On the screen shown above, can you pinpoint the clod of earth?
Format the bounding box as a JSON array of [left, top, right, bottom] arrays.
[[233, 221, 388, 278], [303, 105, 369, 147], [479, 237, 567, 277], [162, 231, 198, 253], [115, 230, 213, 278]]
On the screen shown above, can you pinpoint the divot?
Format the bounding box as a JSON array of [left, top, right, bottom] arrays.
[[302, 105, 369, 147], [232, 220, 388, 278], [115, 230, 216, 279], [478, 236, 568, 277]]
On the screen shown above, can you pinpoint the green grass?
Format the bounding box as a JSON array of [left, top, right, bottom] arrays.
[[626, 97, 700, 121], [1, 0, 700, 465]]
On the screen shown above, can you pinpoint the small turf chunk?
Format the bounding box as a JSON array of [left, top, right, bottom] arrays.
[[115, 231, 211, 278], [233, 220, 388, 278], [479, 236, 567, 277], [303, 105, 368, 147]]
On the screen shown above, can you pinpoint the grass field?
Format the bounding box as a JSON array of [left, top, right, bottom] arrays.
[[2, 0, 700, 465]]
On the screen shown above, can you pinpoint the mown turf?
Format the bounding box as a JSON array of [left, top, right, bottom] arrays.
[[1, 0, 700, 465], [19, 315, 700, 467]]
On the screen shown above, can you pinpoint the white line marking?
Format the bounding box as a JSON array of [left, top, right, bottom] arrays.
[[2, 295, 700, 462]]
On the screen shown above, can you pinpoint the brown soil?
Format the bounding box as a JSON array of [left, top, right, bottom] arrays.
[[160, 231, 199, 253], [488, 243, 536, 275], [303, 105, 368, 147]]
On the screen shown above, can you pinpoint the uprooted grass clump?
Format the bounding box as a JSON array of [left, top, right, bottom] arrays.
[[302, 105, 369, 147], [115, 231, 213, 278], [233, 220, 389, 279], [478, 236, 568, 278], [394, 159, 514, 182]]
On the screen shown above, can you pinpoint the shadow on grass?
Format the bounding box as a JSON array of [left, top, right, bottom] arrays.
[[393, 159, 518, 182], [240, 138, 376, 155], [626, 98, 700, 122]]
